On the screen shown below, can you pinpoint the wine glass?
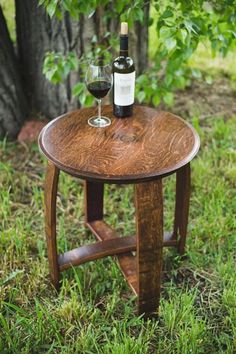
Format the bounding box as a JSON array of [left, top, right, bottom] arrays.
[[85, 60, 113, 128]]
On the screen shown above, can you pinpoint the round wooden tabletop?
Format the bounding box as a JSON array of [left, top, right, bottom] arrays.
[[39, 105, 200, 183]]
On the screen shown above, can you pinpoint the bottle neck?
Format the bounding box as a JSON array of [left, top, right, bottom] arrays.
[[120, 35, 128, 57]]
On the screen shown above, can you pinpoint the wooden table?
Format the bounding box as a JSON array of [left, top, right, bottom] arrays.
[[39, 105, 200, 317]]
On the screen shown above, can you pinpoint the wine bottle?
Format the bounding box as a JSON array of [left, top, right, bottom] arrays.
[[113, 22, 135, 118]]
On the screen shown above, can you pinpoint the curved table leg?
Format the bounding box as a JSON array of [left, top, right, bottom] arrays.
[[173, 163, 191, 255], [135, 179, 163, 317], [44, 162, 60, 289]]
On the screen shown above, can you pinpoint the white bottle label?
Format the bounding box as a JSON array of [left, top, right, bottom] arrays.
[[114, 72, 135, 106]]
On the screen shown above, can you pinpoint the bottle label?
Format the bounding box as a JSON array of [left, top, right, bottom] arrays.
[[114, 72, 135, 106]]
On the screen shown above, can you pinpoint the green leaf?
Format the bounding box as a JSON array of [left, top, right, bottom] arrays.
[[203, 1, 213, 13], [88, 9, 96, 19], [152, 94, 161, 107], [218, 34, 225, 42], [173, 76, 186, 89], [148, 18, 154, 27], [218, 22, 228, 33], [68, 53, 79, 70], [180, 28, 188, 43], [163, 92, 174, 106], [134, 8, 144, 23], [205, 75, 213, 85], [164, 18, 175, 26], [161, 10, 173, 19], [164, 38, 177, 52], [115, 1, 125, 14], [63, 62, 72, 77], [62, 0, 71, 12], [159, 26, 172, 40], [136, 91, 146, 103], [47, 2, 57, 18], [80, 92, 86, 105], [164, 74, 173, 86], [84, 95, 94, 107], [184, 20, 198, 35], [191, 68, 202, 79], [72, 82, 85, 97], [50, 70, 62, 84], [136, 74, 149, 85], [55, 8, 62, 20]]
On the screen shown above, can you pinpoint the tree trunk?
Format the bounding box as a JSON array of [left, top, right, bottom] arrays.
[[0, 0, 150, 139], [134, 1, 150, 75], [15, 1, 149, 119], [0, 6, 28, 139], [15, 0, 81, 119]]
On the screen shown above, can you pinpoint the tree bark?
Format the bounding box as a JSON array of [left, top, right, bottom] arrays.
[[15, 0, 150, 119], [0, 6, 28, 139], [15, 0, 81, 119], [0, 1, 150, 139], [134, 1, 150, 75]]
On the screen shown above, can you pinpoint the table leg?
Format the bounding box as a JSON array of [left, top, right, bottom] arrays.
[[44, 162, 60, 289], [135, 180, 163, 317], [84, 181, 104, 223], [173, 163, 191, 255]]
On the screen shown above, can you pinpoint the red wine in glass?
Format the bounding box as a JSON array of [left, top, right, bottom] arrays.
[[87, 81, 112, 100], [86, 61, 113, 128]]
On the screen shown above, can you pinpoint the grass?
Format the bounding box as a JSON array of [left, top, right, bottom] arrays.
[[0, 110, 235, 353], [0, 2, 236, 353], [188, 43, 236, 79]]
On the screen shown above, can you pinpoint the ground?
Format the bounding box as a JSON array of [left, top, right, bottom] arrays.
[[0, 2, 236, 350], [0, 73, 235, 352], [172, 77, 236, 119]]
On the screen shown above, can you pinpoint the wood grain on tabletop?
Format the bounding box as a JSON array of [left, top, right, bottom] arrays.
[[39, 105, 200, 183]]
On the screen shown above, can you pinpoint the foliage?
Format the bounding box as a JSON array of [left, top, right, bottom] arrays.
[[0, 109, 236, 352], [138, 0, 236, 106], [38, 0, 145, 24], [38, 0, 97, 19], [0, 0, 15, 42], [43, 51, 78, 83], [40, 0, 236, 107]]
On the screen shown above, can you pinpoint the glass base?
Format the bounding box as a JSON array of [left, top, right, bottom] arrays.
[[88, 116, 111, 128]]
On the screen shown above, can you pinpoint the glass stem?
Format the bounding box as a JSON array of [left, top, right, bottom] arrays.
[[98, 99, 102, 120]]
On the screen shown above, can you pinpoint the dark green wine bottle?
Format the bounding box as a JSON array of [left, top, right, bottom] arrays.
[[112, 22, 135, 118]]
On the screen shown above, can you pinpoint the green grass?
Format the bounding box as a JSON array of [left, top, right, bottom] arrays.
[[0, 112, 235, 353], [0, 2, 236, 353]]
